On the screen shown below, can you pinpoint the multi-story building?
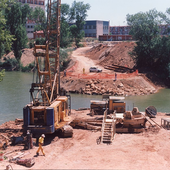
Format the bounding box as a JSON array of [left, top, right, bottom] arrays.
[[18, 0, 45, 39], [110, 26, 131, 35], [99, 25, 170, 41], [83, 20, 110, 38]]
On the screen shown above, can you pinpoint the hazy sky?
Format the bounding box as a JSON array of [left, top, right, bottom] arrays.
[[60, 0, 170, 26]]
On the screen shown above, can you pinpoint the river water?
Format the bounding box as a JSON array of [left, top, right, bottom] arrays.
[[0, 72, 170, 125]]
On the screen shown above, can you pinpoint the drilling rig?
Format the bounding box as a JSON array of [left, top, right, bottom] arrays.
[[23, 0, 73, 137]]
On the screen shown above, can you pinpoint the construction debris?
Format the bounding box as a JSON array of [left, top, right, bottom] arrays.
[[104, 64, 136, 73]]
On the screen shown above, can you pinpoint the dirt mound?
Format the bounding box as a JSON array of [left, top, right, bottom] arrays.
[[3, 49, 35, 67], [85, 42, 136, 69]]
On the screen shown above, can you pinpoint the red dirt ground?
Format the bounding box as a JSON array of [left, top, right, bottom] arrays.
[[0, 111, 170, 169]]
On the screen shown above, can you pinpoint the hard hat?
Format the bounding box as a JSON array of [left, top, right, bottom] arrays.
[[41, 134, 45, 138]]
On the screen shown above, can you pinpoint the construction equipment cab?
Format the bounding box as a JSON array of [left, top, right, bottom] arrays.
[[109, 96, 126, 113]]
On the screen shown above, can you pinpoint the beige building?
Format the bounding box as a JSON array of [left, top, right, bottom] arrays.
[[18, 0, 45, 39]]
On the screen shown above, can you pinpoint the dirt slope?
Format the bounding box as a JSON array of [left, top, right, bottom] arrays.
[[3, 49, 35, 67], [85, 42, 136, 68]]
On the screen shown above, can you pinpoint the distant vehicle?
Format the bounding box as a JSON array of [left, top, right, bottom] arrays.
[[89, 67, 102, 72]]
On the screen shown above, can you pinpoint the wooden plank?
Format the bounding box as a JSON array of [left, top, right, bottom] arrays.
[[34, 45, 46, 49]]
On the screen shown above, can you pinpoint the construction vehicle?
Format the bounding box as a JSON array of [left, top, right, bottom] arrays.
[[23, 0, 73, 137], [91, 96, 147, 133]]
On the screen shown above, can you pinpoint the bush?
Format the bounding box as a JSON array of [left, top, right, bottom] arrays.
[[60, 48, 72, 71], [1, 57, 19, 70], [29, 41, 34, 48], [28, 38, 45, 48], [35, 38, 46, 45], [0, 69, 5, 82], [21, 62, 35, 72]]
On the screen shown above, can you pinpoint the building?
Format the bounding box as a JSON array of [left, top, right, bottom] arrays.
[[99, 25, 170, 41], [83, 20, 110, 38], [99, 35, 132, 41], [110, 26, 131, 35], [18, 0, 45, 39]]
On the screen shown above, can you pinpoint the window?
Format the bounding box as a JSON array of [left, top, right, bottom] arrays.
[[39, 1, 44, 5], [27, 25, 30, 28], [93, 25, 96, 29], [34, 0, 37, 4]]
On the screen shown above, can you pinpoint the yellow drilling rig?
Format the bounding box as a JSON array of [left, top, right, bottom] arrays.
[[23, 0, 73, 137]]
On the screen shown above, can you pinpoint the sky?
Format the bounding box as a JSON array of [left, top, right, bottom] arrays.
[[59, 0, 170, 26]]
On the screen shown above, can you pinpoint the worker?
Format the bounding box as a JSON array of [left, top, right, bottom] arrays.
[[36, 134, 45, 156], [83, 68, 85, 74], [64, 70, 66, 77], [115, 73, 117, 81]]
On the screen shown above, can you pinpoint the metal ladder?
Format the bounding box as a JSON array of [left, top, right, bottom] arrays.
[[101, 110, 116, 144]]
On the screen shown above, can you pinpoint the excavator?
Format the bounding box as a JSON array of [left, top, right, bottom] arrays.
[[23, 0, 73, 137]]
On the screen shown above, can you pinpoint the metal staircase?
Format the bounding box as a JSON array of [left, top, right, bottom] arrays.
[[101, 110, 116, 144]]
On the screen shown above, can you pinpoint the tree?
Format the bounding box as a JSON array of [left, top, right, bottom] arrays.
[[0, 0, 15, 58], [69, 1, 90, 47], [60, 4, 72, 48], [127, 9, 170, 79], [5, 3, 30, 61], [31, 7, 46, 32], [126, 10, 161, 68]]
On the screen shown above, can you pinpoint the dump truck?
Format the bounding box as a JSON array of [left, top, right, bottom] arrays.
[[23, 0, 73, 137]]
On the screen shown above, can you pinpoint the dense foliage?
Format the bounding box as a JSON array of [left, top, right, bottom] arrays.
[[5, 3, 30, 61], [30, 7, 46, 32], [54, 1, 90, 48], [69, 1, 90, 47], [0, 1, 90, 72], [127, 9, 170, 80], [0, 0, 15, 58], [60, 4, 72, 48]]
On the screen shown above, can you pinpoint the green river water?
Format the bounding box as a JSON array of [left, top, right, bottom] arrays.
[[0, 71, 170, 125]]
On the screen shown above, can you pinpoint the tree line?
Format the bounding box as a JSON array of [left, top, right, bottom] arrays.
[[0, 0, 90, 72]]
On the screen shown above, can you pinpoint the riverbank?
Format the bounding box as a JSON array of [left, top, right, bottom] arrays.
[[61, 74, 158, 96], [0, 110, 170, 169]]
